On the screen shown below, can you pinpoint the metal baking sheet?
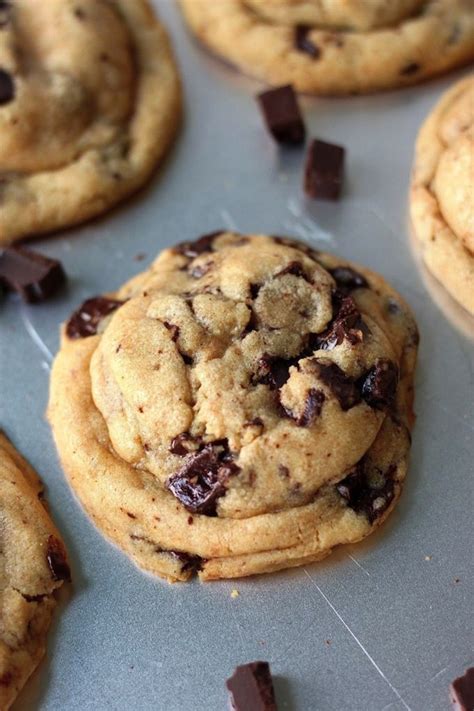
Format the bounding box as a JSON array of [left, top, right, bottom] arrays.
[[2, 3, 473, 709]]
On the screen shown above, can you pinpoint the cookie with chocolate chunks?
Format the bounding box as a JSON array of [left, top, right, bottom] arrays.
[[49, 232, 418, 582], [178, 0, 474, 95], [0, 431, 70, 710]]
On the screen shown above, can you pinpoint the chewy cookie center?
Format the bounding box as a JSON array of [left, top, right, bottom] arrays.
[[0, 0, 135, 173]]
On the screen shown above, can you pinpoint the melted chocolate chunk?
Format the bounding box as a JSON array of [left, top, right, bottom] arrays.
[[169, 550, 203, 574], [0, 246, 66, 303], [0, 68, 14, 104], [450, 667, 474, 711], [275, 261, 309, 280], [0, 1, 11, 28], [304, 139, 345, 201], [46, 535, 71, 582], [169, 432, 199, 456], [337, 462, 396, 524], [166, 443, 240, 515], [312, 359, 361, 411], [250, 283, 262, 299], [255, 354, 297, 390], [400, 62, 420, 75], [313, 295, 365, 351], [174, 231, 223, 259], [285, 388, 325, 427], [329, 267, 368, 293], [189, 261, 213, 278], [295, 25, 321, 58], [257, 84, 305, 145], [163, 321, 180, 342], [226, 661, 278, 711], [361, 359, 398, 410], [66, 297, 124, 339]]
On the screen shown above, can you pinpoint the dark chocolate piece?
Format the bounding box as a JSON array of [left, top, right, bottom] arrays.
[[0, 68, 14, 104], [0, 1, 11, 28], [295, 25, 321, 58], [337, 462, 396, 523], [275, 261, 310, 280], [0, 246, 66, 303], [226, 661, 278, 711], [400, 62, 420, 75], [450, 667, 474, 711], [304, 139, 345, 201], [313, 295, 365, 351], [311, 359, 361, 411], [361, 359, 398, 410], [257, 84, 305, 145], [174, 231, 223, 259], [66, 296, 123, 339], [166, 442, 240, 515], [46, 535, 71, 582], [284, 388, 325, 427], [329, 267, 368, 293], [169, 432, 198, 456], [169, 550, 203, 574], [254, 354, 297, 390]]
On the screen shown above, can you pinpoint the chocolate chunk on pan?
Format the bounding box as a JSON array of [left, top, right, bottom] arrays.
[[450, 667, 474, 711], [257, 84, 305, 145], [226, 661, 278, 711], [0, 246, 66, 303], [66, 296, 124, 339], [304, 139, 345, 201]]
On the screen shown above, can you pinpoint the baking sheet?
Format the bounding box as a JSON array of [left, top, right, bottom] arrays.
[[1, 2, 473, 709]]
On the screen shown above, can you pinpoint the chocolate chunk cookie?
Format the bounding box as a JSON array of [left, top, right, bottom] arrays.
[[0, 432, 70, 710], [410, 75, 474, 315], [178, 0, 474, 95], [48, 233, 418, 582], [0, 0, 181, 245]]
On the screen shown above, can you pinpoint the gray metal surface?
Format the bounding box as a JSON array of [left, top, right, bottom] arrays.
[[1, 2, 473, 709]]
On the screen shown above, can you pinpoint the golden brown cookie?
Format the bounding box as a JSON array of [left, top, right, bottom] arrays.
[[410, 75, 474, 315], [48, 233, 418, 582], [0, 0, 181, 245], [0, 432, 70, 710], [178, 0, 474, 95]]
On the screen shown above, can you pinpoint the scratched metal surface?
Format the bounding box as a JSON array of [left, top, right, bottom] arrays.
[[1, 2, 473, 710]]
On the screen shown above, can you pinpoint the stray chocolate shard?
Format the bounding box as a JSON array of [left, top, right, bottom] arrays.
[[0, 68, 14, 104], [166, 442, 240, 515], [227, 661, 278, 711], [337, 462, 396, 524], [257, 84, 305, 145], [304, 139, 345, 201], [361, 359, 398, 410], [0, 246, 66, 303], [46, 535, 71, 582], [169, 550, 203, 574], [254, 354, 297, 390], [311, 359, 361, 410], [66, 296, 123, 339], [295, 25, 321, 58], [313, 295, 365, 351], [400, 62, 420, 75], [329, 266, 368, 293], [450, 667, 474, 711], [174, 231, 223, 259]]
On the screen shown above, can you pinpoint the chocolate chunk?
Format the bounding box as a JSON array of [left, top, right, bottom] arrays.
[[174, 231, 223, 259], [163, 321, 180, 342], [66, 296, 123, 339], [250, 283, 262, 299], [257, 84, 305, 145], [295, 25, 321, 58], [450, 667, 474, 711], [312, 359, 361, 410], [0, 246, 66, 303], [400, 62, 420, 75], [166, 443, 240, 515], [255, 354, 296, 390], [46, 535, 71, 582], [304, 139, 345, 201], [169, 550, 203, 574], [329, 267, 368, 293], [337, 462, 396, 523], [275, 261, 309, 280], [189, 261, 213, 278], [285, 388, 325, 427], [226, 661, 278, 711], [313, 295, 365, 351], [0, 1, 11, 28], [0, 68, 14, 104], [169, 432, 199, 456], [361, 359, 398, 410]]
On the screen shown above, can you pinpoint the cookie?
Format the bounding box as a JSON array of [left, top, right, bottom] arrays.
[[0, 0, 181, 245], [410, 75, 474, 316], [48, 232, 418, 582], [178, 0, 474, 95], [0, 431, 70, 710]]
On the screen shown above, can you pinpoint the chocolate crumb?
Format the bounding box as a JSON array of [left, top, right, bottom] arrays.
[[226, 661, 278, 711]]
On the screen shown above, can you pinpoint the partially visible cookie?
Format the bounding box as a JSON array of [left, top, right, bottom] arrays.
[[178, 0, 474, 95], [0, 432, 70, 711], [48, 232, 418, 582], [410, 75, 474, 315], [0, 0, 181, 245]]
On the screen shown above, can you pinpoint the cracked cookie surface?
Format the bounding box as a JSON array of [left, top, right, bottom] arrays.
[[0, 0, 181, 245], [48, 233, 418, 582], [410, 74, 474, 315], [0, 431, 70, 711], [178, 0, 474, 95]]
